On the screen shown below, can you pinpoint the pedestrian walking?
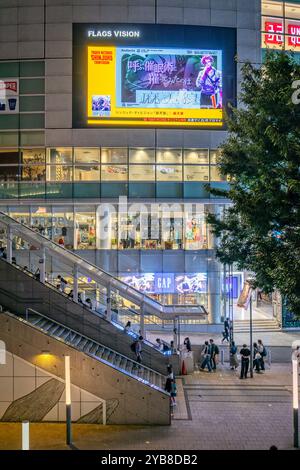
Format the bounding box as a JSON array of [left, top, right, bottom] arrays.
[[230, 341, 239, 370], [209, 339, 219, 371], [124, 321, 131, 333], [167, 364, 174, 379], [133, 335, 143, 365], [239, 343, 251, 379], [253, 342, 261, 373], [57, 274, 67, 293], [257, 339, 267, 371], [184, 337, 192, 352], [200, 341, 212, 372], [170, 379, 177, 406], [221, 318, 230, 343]]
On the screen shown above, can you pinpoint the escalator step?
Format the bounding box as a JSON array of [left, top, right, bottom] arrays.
[[83, 342, 93, 353], [113, 355, 121, 367], [73, 336, 83, 347], [49, 324, 60, 335], [89, 344, 98, 355], [78, 339, 88, 349], [56, 327, 67, 337], [95, 347, 104, 357]]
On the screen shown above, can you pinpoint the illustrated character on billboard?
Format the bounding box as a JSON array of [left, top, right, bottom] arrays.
[[196, 55, 222, 109], [177, 276, 191, 294]]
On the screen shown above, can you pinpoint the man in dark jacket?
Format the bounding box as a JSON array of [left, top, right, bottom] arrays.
[[209, 338, 219, 371], [240, 344, 251, 379]]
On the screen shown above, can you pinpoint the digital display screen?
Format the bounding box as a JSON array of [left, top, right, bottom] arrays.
[[120, 273, 207, 294], [73, 24, 236, 129]]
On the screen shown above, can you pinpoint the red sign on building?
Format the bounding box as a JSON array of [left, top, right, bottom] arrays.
[[264, 21, 284, 45], [288, 23, 300, 47]]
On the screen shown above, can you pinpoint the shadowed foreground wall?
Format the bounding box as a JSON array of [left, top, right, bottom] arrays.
[[0, 313, 170, 425]]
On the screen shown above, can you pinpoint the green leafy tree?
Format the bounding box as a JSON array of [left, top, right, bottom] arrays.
[[207, 51, 300, 317]]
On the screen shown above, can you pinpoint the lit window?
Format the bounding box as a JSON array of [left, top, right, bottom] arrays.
[[261, 1, 283, 18], [46, 148, 72, 165], [156, 148, 182, 164], [285, 2, 300, 20], [129, 165, 155, 181], [157, 165, 182, 181], [74, 148, 100, 164], [184, 149, 209, 164], [129, 148, 155, 163], [101, 165, 128, 181], [101, 147, 127, 164], [184, 166, 209, 182], [74, 165, 100, 181]]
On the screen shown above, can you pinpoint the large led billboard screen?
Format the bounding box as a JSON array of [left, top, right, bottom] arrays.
[[73, 24, 236, 129]]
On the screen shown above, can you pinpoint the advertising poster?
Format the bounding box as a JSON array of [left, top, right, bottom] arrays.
[[0, 78, 19, 114], [87, 46, 222, 127], [121, 273, 207, 294], [73, 24, 236, 129]]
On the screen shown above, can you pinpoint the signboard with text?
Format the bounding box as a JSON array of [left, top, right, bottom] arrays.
[[73, 23, 236, 129], [0, 78, 19, 114]]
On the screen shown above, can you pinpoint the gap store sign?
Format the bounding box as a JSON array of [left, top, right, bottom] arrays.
[[120, 273, 207, 294]]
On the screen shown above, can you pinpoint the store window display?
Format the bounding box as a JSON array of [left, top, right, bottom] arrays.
[[101, 165, 128, 181], [129, 164, 155, 181], [161, 215, 183, 249], [185, 215, 208, 250], [101, 147, 127, 164], [75, 210, 96, 249], [74, 148, 100, 181], [157, 165, 182, 181], [184, 149, 209, 164], [31, 207, 52, 238], [184, 165, 209, 181], [52, 207, 74, 249]]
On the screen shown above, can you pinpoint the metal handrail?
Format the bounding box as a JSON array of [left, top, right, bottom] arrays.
[[0, 211, 207, 318]]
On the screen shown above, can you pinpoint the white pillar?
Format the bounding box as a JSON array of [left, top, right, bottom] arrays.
[[106, 284, 112, 321], [73, 265, 78, 303], [7, 226, 12, 263]]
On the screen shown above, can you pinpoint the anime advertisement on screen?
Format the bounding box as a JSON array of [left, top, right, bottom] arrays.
[[73, 24, 236, 129]]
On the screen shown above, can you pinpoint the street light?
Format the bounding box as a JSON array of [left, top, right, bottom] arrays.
[[65, 355, 72, 446], [237, 279, 253, 378]]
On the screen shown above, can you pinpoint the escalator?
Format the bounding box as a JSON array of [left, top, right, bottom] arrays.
[[0, 212, 207, 374]]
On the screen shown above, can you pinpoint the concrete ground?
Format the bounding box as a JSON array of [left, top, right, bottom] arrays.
[[0, 364, 299, 451]]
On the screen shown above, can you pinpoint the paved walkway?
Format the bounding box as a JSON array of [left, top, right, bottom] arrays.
[[0, 364, 299, 450]]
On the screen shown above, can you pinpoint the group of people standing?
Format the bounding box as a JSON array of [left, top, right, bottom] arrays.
[[232, 339, 267, 379]]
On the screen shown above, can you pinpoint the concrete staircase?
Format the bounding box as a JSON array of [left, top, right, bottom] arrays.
[[233, 318, 280, 333]]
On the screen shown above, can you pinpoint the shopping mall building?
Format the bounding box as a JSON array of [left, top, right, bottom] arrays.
[[0, 0, 299, 328]]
